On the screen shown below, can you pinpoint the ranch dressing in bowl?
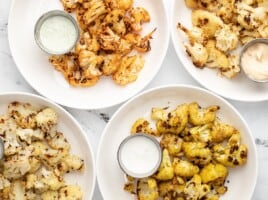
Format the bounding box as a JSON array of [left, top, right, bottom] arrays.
[[240, 39, 268, 82], [34, 10, 79, 55], [117, 134, 162, 178]]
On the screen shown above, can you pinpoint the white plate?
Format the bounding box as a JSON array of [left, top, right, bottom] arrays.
[[170, 0, 268, 102], [0, 92, 96, 199], [8, 0, 169, 109], [97, 85, 258, 200]]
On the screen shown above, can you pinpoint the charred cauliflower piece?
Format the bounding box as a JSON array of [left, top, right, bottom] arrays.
[[188, 102, 219, 126], [213, 132, 248, 167], [59, 185, 83, 200], [131, 118, 158, 136], [182, 142, 212, 165], [184, 42, 208, 68], [155, 149, 174, 181], [211, 121, 237, 143], [137, 178, 159, 200], [35, 108, 57, 133], [189, 123, 213, 143], [101, 54, 122, 76], [184, 174, 211, 200], [104, 9, 126, 35], [173, 158, 199, 178], [47, 131, 70, 152], [129, 7, 150, 32], [113, 55, 144, 85], [160, 133, 182, 156], [154, 104, 189, 135], [221, 55, 240, 79], [178, 23, 208, 45], [83, 0, 107, 24], [8, 101, 37, 129], [41, 190, 59, 200], [61, 0, 78, 12], [215, 25, 239, 52], [158, 177, 185, 199], [200, 163, 228, 186], [192, 10, 223, 38]]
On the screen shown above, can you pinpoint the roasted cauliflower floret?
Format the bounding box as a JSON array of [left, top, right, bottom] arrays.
[[184, 42, 208, 68], [131, 118, 158, 136], [182, 142, 212, 165], [184, 174, 211, 200], [220, 54, 240, 79], [213, 132, 248, 167], [173, 159, 199, 178], [59, 185, 83, 200], [129, 7, 150, 32], [8, 101, 37, 129], [134, 29, 156, 53], [9, 180, 27, 200], [200, 163, 228, 186], [39, 168, 65, 191], [0, 174, 10, 190], [188, 102, 219, 126], [104, 9, 126, 35], [97, 26, 121, 51], [178, 23, 208, 45], [41, 190, 59, 200], [83, 0, 107, 24], [113, 55, 144, 85], [211, 121, 237, 143], [101, 54, 121, 76], [215, 25, 239, 52], [63, 154, 85, 172], [47, 131, 70, 152], [160, 133, 182, 156], [189, 123, 213, 143], [61, 0, 78, 12], [205, 40, 230, 70], [137, 178, 159, 200], [158, 177, 185, 199], [154, 104, 189, 135], [155, 149, 174, 181], [35, 108, 57, 133], [192, 10, 223, 38], [3, 150, 31, 179]]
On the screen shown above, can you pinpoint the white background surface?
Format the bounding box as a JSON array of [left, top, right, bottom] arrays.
[[0, 0, 267, 199]]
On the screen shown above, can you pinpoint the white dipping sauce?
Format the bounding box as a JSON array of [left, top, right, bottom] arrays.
[[39, 15, 77, 53], [241, 43, 268, 81], [120, 136, 160, 176]]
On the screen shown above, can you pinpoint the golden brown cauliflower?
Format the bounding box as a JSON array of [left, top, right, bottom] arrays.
[[155, 149, 174, 181], [184, 174, 211, 200], [131, 118, 159, 136], [41, 190, 59, 200], [220, 54, 240, 79], [129, 7, 150, 32], [215, 25, 239, 52], [101, 54, 122, 76], [153, 104, 189, 135], [205, 40, 230, 70], [61, 0, 78, 12], [173, 159, 199, 178], [104, 9, 127, 35], [177, 23, 208, 45], [35, 108, 57, 134], [137, 178, 159, 200], [188, 102, 219, 126], [158, 177, 185, 199], [189, 123, 213, 143], [192, 10, 224, 38], [58, 185, 83, 200], [200, 163, 228, 185], [160, 133, 182, 156], [213, 132, 248, 167], [113, 55, 144, 85], [83, 0, 107, 24], [211, 121, 237, 143], [184, 42, 208, 68], [182, 142, 212, 165]]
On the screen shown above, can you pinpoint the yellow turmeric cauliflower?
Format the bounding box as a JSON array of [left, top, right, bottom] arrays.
[[200, 163, 228, 185], [160, 133, 182, 156], [137, 178, 159, 200], [155, 149, 174, 181]]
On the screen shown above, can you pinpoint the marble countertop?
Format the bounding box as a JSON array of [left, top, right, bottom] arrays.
[[1, 1, 268, 200]]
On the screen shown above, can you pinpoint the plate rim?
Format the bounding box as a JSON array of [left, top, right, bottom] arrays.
[[7, 0, 170, 110], [96, 84, 258, 199], [170, 0, 268, 103], [0, 91, 96, 199]]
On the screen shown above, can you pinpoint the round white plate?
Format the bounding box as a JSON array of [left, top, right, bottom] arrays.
[[97, 85, 257, 200], [171, 0, 268, 102], [0, 92, 96, 199], [8, 0, 169, 109]]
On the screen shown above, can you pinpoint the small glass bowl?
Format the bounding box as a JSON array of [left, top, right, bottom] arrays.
[[34, 10, 80, 55], [239, 38, 268, 83], [117, 133, 162, 178]]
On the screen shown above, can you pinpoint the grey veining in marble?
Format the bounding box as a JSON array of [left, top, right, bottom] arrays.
[[1, 0, 268, 200]]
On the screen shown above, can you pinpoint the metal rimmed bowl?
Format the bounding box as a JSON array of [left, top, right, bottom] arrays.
[[0, 138, 4, 159], [117, 133, 162, 178], [239, 38, 268, 83], [34, 10, 80, 55]]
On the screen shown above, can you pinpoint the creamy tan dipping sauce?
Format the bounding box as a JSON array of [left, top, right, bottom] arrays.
[[241, 42, 268, 82]]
